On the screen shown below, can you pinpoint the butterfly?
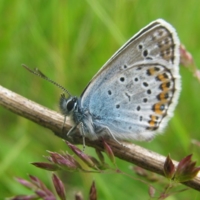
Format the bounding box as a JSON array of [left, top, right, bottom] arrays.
[[23, 19, 181, 149]]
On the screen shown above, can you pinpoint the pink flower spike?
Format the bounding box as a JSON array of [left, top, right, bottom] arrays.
[[29, 175, 53, 196], [8, 194, 38, 200], [15, 177, 35, 189], [29, 175, 45, 188], [148, 185, 156, 198], [48, 151, 82, 171], [32, 162, 59, 171], [35, 189, 48, 198], [176, 154, 193, 175], [52, 173, 66, 200], [89, 181, 97, 200], [103, 140, 115, 164], [163, 155, 175, 179], [180, 44, 194, 67], [175, 154, 200, 182], [66, 141, 96, 169]]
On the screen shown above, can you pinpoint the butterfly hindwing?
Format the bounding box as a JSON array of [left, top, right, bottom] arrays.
[[80, 19, 180, 140]]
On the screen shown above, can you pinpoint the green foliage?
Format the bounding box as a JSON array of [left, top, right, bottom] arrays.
[[0, 0, 200, 199]]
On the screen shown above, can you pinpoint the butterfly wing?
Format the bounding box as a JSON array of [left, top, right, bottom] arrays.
[[80, 19, 180, 140]]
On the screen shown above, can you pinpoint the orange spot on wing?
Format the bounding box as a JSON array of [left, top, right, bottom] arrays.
[[147, 66, 159, 76], [157, 92, 169, 101], [148, 115, 158, 127], [156, 74, 168, 82], [149, 120, 155, 126], [153, 103, 165, 114], [160, 82, 170, 91]]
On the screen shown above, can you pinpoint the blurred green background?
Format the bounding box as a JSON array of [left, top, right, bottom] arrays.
[[0, 0, 200, 199]]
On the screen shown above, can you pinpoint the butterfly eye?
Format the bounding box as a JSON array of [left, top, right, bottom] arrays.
[[67, 98, 77, 112], [60, 95, 78, 115]]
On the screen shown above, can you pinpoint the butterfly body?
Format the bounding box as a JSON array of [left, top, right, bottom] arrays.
[[59, 19, 181, 143]]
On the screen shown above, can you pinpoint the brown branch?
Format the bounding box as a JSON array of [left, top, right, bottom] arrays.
[[0, 85, 200, 191]]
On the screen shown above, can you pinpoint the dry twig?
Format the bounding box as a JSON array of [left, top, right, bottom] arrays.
[[0, 85, 200, 191]]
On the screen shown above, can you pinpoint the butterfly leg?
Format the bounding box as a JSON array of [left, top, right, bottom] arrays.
[[66, 124, 77, 136], [61, 115, 67, 132], [80, 122, 86, 151], [103, 127, 125, 147], [66, 122, 86, 151]]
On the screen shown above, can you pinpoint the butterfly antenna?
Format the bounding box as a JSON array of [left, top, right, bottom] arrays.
[[22, 64, 71, 97]]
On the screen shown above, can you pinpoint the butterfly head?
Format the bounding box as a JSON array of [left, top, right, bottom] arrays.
[[60, 94, 78, 116]]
